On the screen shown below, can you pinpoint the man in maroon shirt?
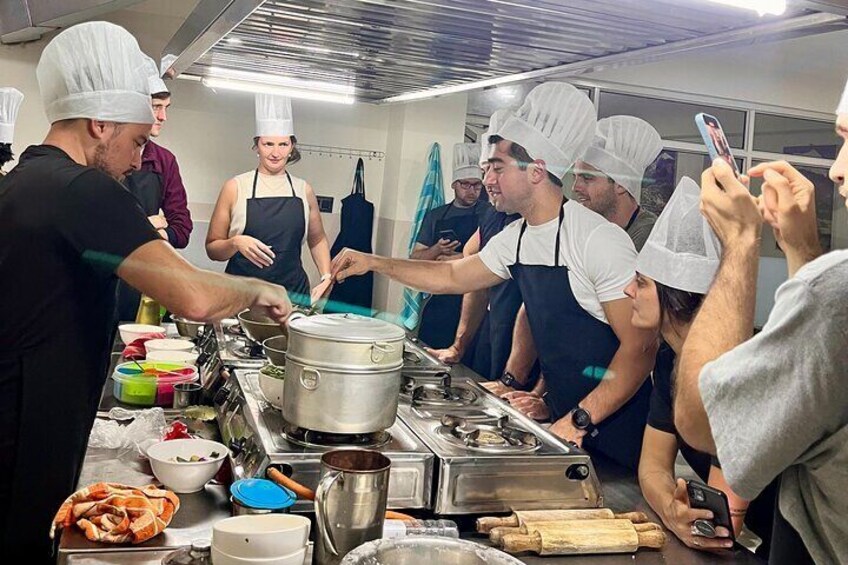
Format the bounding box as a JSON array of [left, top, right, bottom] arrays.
[[125, 82, 193, 248]]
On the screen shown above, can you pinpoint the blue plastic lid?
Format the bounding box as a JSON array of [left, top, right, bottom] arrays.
[[230, 479, 297, 510]]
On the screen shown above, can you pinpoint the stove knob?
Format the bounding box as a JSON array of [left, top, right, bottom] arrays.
[[229, 437, 246, 457], [565, 463, 590, 481]]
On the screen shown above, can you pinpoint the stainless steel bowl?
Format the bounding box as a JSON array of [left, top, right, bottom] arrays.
[[262, 335, 288, 366], [237, 309, 286, 344], [173, 317, 204, 339], [341, 537, 524, 565]]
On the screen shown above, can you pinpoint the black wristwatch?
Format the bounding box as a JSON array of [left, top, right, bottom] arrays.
[[571, 406, 599, 438], [500, 371, 533, 392]]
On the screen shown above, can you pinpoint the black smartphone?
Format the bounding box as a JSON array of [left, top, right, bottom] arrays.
[[695, 112, 740, 178], [686, 479, 734, 541], [438, 229, 459, 242]]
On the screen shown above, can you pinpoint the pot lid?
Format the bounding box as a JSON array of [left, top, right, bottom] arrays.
[[230, 479, 296, 510], [289, 314, 405, 342]]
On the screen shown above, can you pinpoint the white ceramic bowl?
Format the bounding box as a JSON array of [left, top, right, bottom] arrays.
[[212, 545, 307, 565], [258, 371, 284, 409], [118, 323, 165, 344], [213, 515, 310, 560], [146, 438, 227, 493], [146, 349, 200, 365], [145, 338, 195, 355]]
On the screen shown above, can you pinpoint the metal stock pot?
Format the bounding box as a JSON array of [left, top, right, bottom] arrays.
[[283, 314, 405, 434]]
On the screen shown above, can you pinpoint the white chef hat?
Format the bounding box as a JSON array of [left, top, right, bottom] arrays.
[[255, 93, 295, 137], [496, 82, 596, 178], [0, 88, 24, 144], [837, 76, 848, 114], [479, 108, 512, 166], [636, 177, 721, 294], [143, 55, 169, 96], [36, 22, 154, 125], [452, 143, 482, 183], [581, 116, 663, 203]]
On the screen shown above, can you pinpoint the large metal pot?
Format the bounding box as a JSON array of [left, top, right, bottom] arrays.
[[340, 537, 524, 565], [283, 314, 405, 434], [284, 358, 401, 434], [286, 314, 404, 370]]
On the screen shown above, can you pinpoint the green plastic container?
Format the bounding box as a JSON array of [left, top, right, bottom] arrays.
[[112, 361, 198, 406]]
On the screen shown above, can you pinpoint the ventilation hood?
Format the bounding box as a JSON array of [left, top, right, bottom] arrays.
[[0, 0, 144, 44]]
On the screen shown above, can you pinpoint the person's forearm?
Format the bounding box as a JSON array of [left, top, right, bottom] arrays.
[[161, 170, 192, 249], [638, 465, 678, 532], [785, 245, 821, 278], [504, 305, 537, 382], [573, 339, 655, 424], [206, 238, 238, 262], [410, 246, 439, 261], [372, 256, 482, 295], [675, 243, 760, 454], [452, 289, 488, 353], [309, 236, 332, 276]]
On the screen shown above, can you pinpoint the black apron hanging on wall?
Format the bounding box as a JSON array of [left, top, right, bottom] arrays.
[[327, 158, 374, 314]]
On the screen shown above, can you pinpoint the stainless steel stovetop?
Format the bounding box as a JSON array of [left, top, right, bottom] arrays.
[[215, 370, 434, 512], [397, 374, 603, 514]]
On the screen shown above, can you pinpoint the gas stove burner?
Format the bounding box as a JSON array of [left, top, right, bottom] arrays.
[[227, 341, 265, 360], [401, 372, 451, 397], [283, 425, 392, 449], [436, 415, 541, 453], [226, 323, 246, 338], [411, 383, 478, 407]]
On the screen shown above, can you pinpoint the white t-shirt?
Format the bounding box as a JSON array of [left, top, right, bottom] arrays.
[[478, 200, 637, 324], [228, 170, 310, 241]]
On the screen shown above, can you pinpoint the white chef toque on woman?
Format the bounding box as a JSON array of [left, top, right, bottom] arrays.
[[36, 22, 154, 125], [581, 116, 663, 203], [255, 93, 294, 137], [636, 176, 722, 294], [495, 82, 597, 179]]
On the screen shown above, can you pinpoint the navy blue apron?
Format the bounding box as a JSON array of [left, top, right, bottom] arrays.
[[327, 158, 374, 314], [115, 170, 163, 322], [509, 202, 650, 470], [417, 203, 480, 349], [225, 170, 311, 307]]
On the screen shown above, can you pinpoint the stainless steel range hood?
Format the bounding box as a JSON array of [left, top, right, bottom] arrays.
[[162, 0, 848, 104], [0, 0, 144, 44]]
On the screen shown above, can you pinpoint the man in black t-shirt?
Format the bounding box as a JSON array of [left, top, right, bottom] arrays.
[[0, 23, 292, 561]]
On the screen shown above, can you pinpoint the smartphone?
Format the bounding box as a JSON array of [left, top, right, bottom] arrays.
[[695, 113, 740, 177], [686, 479, 735, 541], [438, 229, 459, 242]]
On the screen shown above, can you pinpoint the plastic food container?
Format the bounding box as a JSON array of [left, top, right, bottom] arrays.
[[112, 361, 198, 406]]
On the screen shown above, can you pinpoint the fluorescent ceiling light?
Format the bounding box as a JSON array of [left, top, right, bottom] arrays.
[[703, 0, 786, 16], [202, 77, 355, 105], [207, 67, 355, 95], [381, 71, 534, 104]]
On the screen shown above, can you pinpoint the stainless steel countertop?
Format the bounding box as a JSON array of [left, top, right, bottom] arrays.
[[61, 350, 762, 564]]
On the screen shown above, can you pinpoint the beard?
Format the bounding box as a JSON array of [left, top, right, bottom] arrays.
[[92, 139, 126, 182]]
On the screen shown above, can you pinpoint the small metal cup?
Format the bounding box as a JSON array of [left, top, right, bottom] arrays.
[[173, 382, 202, 409]]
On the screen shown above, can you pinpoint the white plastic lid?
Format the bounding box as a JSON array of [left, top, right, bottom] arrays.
[[288, 314, 405, 342]]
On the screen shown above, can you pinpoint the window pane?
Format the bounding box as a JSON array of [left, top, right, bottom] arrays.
[[752, 113, 838, 158], [598, 91, 746, 149], [640, 150, 743, 216], [749, 161, 834, 253]]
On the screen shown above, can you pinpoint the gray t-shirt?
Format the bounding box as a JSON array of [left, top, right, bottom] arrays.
[[699, 250, 848, 564], [626, 207, 657, 252]]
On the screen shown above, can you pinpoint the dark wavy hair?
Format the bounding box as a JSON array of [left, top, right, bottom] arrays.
[[252, 135, 301, 165], [655, 279, 705, 330], [0, 143, 13, 169], [487, 135, 563, 188]]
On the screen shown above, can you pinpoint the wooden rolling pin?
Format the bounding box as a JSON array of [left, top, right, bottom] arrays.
[[477, 508, 649, 533], [490, 520, 662, 547], [502, 522, 666, 556], [266, 467, 412, 520]]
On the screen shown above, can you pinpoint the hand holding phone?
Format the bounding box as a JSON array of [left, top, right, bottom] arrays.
[[695, 113, 740, 178], [686, 479, 735, 542], [438, 229, 459, 243]]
